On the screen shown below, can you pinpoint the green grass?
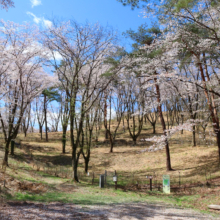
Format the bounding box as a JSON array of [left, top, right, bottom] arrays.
[[4, 182, 197, 207], [10, 184, 219, 218], [11, 186, 169, 205]]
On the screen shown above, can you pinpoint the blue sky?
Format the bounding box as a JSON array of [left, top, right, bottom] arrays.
[[1, 0, 151, 51]]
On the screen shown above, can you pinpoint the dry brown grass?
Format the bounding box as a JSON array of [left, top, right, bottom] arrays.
[[13, 121, 219, 186], [0, 120, 220, 213]]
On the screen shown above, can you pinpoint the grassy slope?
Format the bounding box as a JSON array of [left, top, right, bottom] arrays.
[[0, 119, 219, 216]]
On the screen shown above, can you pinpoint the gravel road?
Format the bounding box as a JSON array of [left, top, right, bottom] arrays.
[[0, 201, 219, 219]]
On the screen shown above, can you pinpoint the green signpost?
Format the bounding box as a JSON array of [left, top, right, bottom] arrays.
[[163, 175, 170, 194]]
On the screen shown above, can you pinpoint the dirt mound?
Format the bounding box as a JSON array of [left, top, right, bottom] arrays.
[[18, 181, 46, 193], [0, 171, 47, 194]]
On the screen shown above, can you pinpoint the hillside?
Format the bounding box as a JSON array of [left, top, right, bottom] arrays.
[[0, 121, 220, 216]]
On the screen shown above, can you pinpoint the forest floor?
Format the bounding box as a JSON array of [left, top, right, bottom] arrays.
[[0, 122, 220, 218]]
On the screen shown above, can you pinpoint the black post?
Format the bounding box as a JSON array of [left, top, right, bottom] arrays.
[[179, 171, 181, 189], [99, 174, 104, 188], [150, 178, 152, 191]]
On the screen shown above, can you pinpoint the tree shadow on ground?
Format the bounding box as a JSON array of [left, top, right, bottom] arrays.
[[21, 144, 57, 153], [34, 154, 72, 166], [0, 201, 213, 219]]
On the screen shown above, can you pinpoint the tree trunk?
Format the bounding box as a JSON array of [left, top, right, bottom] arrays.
[[192, 125, 196, 147], [72, 147, 78, 182], [109, 134, 114, 153], [152, 123, 156, 134], [104, 97, 108, 140], [197, 60, 220, 162], [62, 125, 67, 154], [203, 128, 206, 143], [72, 147, 81, 182], [144, 115, 147, 124], [83, 150, 90, 173], [11, 140, 15, 156], [133, 137, 137, 146], [40, 125, 43, 140], [44, 94, 48, 142], [2, 141, 10, 166], [85, 158, 89, 173], [154, 77, 172, 171], [216, 131, 220, 163]]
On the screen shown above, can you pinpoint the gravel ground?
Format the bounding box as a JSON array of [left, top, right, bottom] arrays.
[[0, 201, 219, 220]]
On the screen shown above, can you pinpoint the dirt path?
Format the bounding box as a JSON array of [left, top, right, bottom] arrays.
[[0, 201, 219, 219]]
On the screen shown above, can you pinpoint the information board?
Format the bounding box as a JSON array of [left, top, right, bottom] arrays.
[[163, 175, 170, 194]]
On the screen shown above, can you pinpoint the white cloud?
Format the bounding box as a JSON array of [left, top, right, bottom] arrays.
[[31, 0, 42, 8], [53, 51, 63, 61], [27, 12, 41, 24], [107, 108, 116, 120], [27, 12, 52, 28], [42, 18, 52, 28]]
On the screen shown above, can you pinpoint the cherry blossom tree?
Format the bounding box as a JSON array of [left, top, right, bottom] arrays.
[[35, 97, 45, 140], [44, 20, 121, 181], [60, 91, 70, 154], [0, 21, 54, 166], [122, 72, 145, 145], [0, 0, 14, 10], [102, 83, 127, 152]]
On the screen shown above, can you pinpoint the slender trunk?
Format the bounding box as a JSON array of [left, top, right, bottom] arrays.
[[154, 77, 172, 171], [2, 141, 10, 166], [123, 116, 125, 133], [85, 158, 89, 173], [62, 125, 67, 154], [83, 149, 90, 173], [44, 94, 48, 142], [198, 61, 220, 161], [11, 140, 15, 156], [203, 128, 206, 143], [40, 125, 43, 140], [110, 141, 114, 153], [152, 123, 156, 134], [72, 145, 80, 182], [181, 115, 184, 134], [217, 131, 220, 161], [109, 133, 114, 153], [192, 125, 196, 147], [95, 123, 98, 142], [133, 137, 137, 146], [104, 97, 108, 140]]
